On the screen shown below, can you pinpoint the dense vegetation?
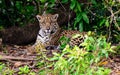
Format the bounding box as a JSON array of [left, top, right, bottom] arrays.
[[0, 0, 120, 75], [1, 0, 120, 43]]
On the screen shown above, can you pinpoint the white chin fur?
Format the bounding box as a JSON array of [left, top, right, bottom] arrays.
[[37, 35, 49, 43]]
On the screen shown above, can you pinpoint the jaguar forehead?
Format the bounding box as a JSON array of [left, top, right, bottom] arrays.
[[44, 14, 58, 22]]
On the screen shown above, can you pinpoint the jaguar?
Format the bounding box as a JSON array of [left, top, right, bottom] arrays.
[[31, 14, 87, 52]]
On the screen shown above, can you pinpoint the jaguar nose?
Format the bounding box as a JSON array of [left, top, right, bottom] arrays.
[[47, 27, 50, 30], [45, 29, 50, 33], [45, 27, 51, 33]]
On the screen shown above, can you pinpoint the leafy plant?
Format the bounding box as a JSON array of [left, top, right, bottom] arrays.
[[18, 65, 30, 74], [59, 36, 70, 50], [62, 0, 120, 43], [0, 0, 120, 43], [2, 68, 14, 75], [0, 63, 35, 75], [38, 33, 114, 75], [70, 0, 89, 31], [0, 0, 37, 27], [0, 62, 15, 75], [0, 62, 5, 73]]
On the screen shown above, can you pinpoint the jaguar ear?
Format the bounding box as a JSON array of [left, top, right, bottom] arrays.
[[36, 15, 42, 22], [52, 14, 59, 21]]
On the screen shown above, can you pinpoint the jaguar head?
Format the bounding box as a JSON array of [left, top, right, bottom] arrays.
[[36, 14, 59, 38]]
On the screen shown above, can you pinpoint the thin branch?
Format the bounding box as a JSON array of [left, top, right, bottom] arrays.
[[43, 3, 48, 14], [88, 9, 103, 18], [107, 7, 113, 42], [57, 0, 66, 11], [114, 9, 120, 15], [0, 55, 37, 61]]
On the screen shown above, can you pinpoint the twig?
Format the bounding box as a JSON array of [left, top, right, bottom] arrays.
[[114, 9, 120, 15], [88, 9, 103, 18], [107, 7, 113, 42], [43, 3, 48, 14], [57, 0, 66, 11], [0, 55, 37, 61]]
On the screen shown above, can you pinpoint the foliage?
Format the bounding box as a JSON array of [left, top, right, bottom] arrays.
[[0, 62, 5, 73], [0, 62, 36, 75], [18, 65, 30, 74], [0, 0, 38, 27], [0, 62, 15, 75], [70, 0, 89, 31], [0, 0, 119, 43], [59, 36, 70, 50], [38, 33, 113, 75], [68, 0, 120, 43], [87, 0, 120, 43], [37, 0, 120, 43], [0, 0, 119, 74]]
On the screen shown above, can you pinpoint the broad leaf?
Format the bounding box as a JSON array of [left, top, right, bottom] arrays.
[[82, 12, 89, 24], [61, 0, 68, 3], [76, 13, 82, 22], [105, 19, 109, 27], [79, 21, 83, 32], [40, 0, 46, 3], [77, 2, 81, 12], [100, 19, 106, 26], [70, 0, 76, 10]]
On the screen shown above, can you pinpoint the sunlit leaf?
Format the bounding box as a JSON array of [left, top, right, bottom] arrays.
[[49, 57, 59, 61], [77, 2, 81, 12], [40, 0, 46, 3], [70, 0, 76, 10], [105, 19, 109, 27], [98, 61, 108, 66]]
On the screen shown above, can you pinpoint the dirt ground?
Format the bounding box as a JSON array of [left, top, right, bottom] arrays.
[[0, 38, 119, 75]]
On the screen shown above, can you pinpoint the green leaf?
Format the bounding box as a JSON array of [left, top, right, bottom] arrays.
[[40, 0, 46, 3], [91, 0, 97, 5], [74, 20, 77, 28], [74, 13, 82, 28], [100, 19, 106, 26], [59, 36, 66, 41], [49, 3, 55, 8], [49, 57, 59, 61], [77, 2, 81, 12], [105, 19, 109, 27], [114, 22, 120, 29], [76, 13, 82, 22], [70, 0, 76, 10], [0, 26, 4, 30], [82, 12, 89, 24], [61, 0, 68, 3], [79, 21, 83, 32], [16, 1, 21, 10], [49, 0, 55, 3]]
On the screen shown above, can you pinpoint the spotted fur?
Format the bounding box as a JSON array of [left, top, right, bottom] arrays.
[[35, 14, 60, 47], [33, 14, 87, 51]]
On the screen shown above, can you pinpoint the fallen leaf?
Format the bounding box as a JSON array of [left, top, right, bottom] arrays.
[[98, 61, 108, 66], [14, 61, 23, 67]]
